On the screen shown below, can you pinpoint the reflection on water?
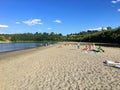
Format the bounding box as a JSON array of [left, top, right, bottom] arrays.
[[0, 42, 55, 53]]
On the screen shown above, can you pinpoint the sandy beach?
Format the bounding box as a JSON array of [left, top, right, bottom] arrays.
[[0, 43, 120, 90]]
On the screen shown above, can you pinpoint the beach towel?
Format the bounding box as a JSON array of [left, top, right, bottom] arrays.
[[115, 65, 120, 69], [85, 50, 100, 54]]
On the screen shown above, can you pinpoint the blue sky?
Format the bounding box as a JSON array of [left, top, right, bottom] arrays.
[[0, 0, 120, 35]]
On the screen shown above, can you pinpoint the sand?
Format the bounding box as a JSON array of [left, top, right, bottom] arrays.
[[0, 43, 120, 90]]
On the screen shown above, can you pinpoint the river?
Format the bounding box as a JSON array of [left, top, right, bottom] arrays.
[[0, 42, 55, 53]]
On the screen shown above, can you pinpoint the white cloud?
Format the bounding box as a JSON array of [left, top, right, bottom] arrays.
[[88, 27, 107, 31], [16, 22, 20, 24], [23, 19, 43, 26], [0, 24, 8, 28], [117, 8, 120, 12], [47, 28, 52, 30], [54, 19, 62, 24], [111, 0, 120, 4]]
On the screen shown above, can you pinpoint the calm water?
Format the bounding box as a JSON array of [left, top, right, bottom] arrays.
[[0, 42, 55, 53]]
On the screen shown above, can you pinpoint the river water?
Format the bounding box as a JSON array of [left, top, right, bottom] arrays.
[[0, 42, 55, 53]]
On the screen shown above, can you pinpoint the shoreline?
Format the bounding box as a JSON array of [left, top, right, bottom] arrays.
[[0, 41, 57, 53], [0, 44, 55, 60]]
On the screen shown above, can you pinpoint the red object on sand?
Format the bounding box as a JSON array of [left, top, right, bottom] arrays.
[[115, 60, 119, 63]]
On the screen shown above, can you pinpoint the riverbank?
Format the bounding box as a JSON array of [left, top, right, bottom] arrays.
[[0, 41, 11, 43], [0, 43, 120, 90], [0, 44, 54, 60]]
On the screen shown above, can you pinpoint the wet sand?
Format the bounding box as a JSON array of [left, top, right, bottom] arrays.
[[0, 43, 120, 90]]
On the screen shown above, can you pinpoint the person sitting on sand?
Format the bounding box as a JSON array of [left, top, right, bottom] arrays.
[[91, 43, 96, 50], [86, 44, 104, 53], [81, 45, 89, 51], [88, 44, 92, 50], [77, 43, 80, 49], [88, 43, 97, 51]]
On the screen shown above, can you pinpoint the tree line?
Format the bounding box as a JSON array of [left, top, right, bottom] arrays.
[[67, 26, 120, 44], [0, 32, 66, 42], [0, 26, 120, 44]]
